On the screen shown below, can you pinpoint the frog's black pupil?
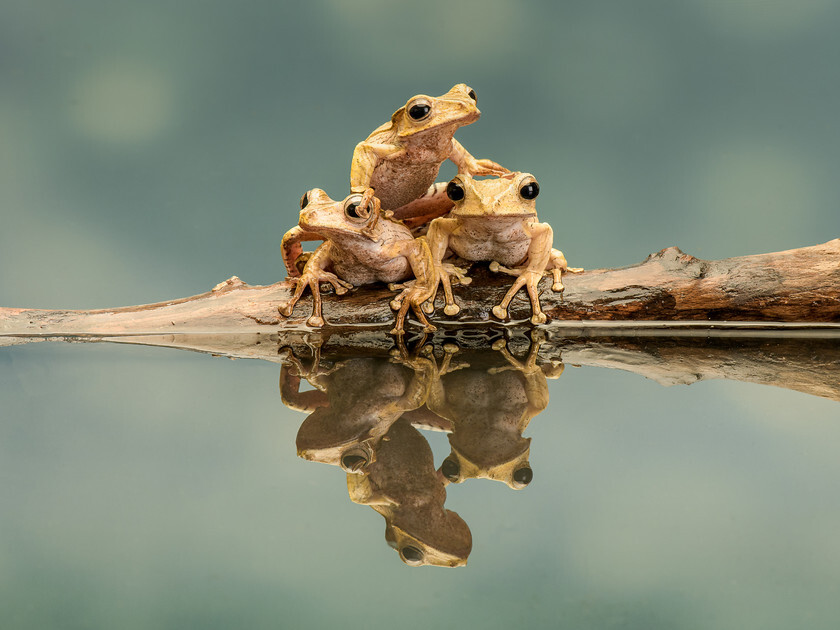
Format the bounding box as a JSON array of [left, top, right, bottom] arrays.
[[441, 457, 460, 481], [401, 546, 424, 564], [468, 89, 476, 102], [408, 104, 431, 120], [446, 181, 465, 202], [519, 182, 540, 200], [300, 192, 309, 209], [346, 203, 361, 218], [342, 453, 367, 471], [513, 466, 533, 486]]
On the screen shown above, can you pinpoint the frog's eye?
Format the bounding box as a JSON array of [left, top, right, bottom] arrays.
[[446, 180, 465, 202], [340, 446, 370, 472], [519, 180, 540, 200], [343, 195, 368, 221], [512, 465, 533, 489], [300, 192, 309, 209], [441, 456, 461, 482], [468, 88, 477, 102], [400, 546, 425, 566], [407, 99, 432, 121]]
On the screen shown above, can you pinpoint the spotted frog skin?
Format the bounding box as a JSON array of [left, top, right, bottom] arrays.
[[278, 189, 437, 335], [425, 172, 583, 324]]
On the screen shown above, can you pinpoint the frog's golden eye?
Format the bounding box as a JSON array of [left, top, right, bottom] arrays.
[[467, 88, 476, 102], [300, 192, 309, 209], [512, 465, 533, 489], [407, 99, 432, 121], [446, 180, 465, 202], [519, 180, 540, 200], [343, 194, 368, 221], [400, 546, 425, 566]]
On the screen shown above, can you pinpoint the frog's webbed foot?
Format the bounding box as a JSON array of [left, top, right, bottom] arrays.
[[492, 269, 548, 325], [429, 261, 471, 317], [278, 270, 353, 327]]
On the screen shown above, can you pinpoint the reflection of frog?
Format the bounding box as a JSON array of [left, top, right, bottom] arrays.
[[284, 352, 436, 473], [426, 172, 583, 324], [348, 417, 472, 567], [427, 339, 563, 489], [350, 83, 509, 226], [281, 348, 470, 567], [278, 189, 436, 334]]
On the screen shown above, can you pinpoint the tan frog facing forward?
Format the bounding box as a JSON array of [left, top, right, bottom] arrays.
[[426, 172, 582, 324], [278, 189, 436, 334]]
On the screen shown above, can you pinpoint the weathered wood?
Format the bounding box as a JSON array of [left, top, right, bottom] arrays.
[[1, 240, 838, 337]]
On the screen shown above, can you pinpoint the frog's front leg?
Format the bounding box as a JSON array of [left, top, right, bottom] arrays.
[[491, 223, 553, 325], [388, 238, 438, 336], [350, 141, 405, 212], [546, 248, 584, 293], [278, 243, 354, 327], [448, 138, 510, 177], [425, 218, 464, 316]]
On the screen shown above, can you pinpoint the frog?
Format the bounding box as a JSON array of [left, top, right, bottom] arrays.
[[277, 188, 437, 335], [281, 346, 471, 567], [281, 84, 509, 277], [428, 336, 564, 490], [425, 172, 583, 324]]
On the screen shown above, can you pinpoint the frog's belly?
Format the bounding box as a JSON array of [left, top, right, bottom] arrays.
[[449, 233, 531, 266], [371, 161, 441, 210], [332, 255, 412, 286]]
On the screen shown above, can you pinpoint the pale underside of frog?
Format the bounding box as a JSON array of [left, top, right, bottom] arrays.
[[281, 83, 510, 277], [277, 189, 437, 335], [425, 172, 583, 325]]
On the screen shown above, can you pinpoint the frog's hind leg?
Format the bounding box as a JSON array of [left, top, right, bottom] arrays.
[[547, 249, 583, 293], [393, 182, 455, 231]]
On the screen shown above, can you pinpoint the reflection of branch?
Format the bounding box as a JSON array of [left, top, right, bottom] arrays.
[[4, 329, 837, 402], [1, 240, 839, 336]]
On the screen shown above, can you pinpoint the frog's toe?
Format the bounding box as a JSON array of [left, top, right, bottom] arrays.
[[278, 303, 293, 317], [489, 261, 501, 272], [307, 315, 325, 327], [492, 305, 507, 320], [552, 282, 564, 292], [444, 304, 460, 316], [459, 276, 472, 286], [389, 299, 402, 311], [531, 313, 548, 325], [389, 326, 405, 336], [422, 323, 437, 333], [334, 286, 349, 295], [422, 300, 435, 314], [491, 339, 506, 351]]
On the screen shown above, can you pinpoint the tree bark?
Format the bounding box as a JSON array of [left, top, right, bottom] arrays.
[[1, 240, 839, 337]]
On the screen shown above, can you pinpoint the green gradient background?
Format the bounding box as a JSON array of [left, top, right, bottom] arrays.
[[2, 3, 840, 629], [1, 0, 838, 309]]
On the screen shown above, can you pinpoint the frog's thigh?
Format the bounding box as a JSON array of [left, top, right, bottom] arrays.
[[391, 182, 454, 225]]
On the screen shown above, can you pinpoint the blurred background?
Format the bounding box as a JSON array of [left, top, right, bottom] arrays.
[[1, 0, 839, 309]]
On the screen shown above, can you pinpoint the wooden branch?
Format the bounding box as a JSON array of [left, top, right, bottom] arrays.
[[1, 240, 838, 337]]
